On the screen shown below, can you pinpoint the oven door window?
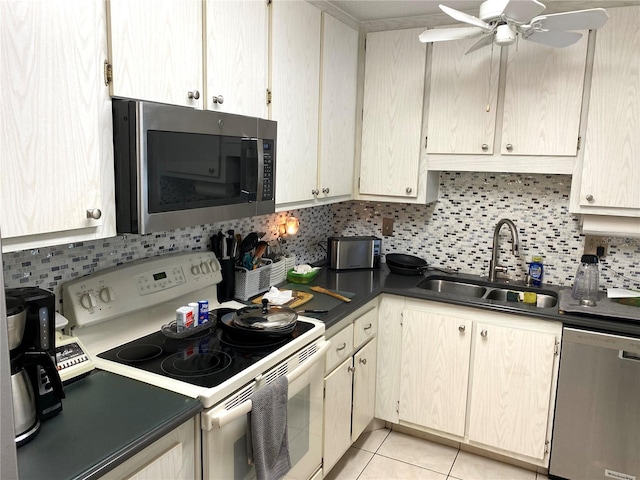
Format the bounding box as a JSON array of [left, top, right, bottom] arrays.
[[147, 131, 258, 213]]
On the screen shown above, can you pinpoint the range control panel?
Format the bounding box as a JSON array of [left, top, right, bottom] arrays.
[[62, 252, 222, 328]]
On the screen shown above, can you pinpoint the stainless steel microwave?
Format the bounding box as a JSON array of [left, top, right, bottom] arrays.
[[112, 99, 276, 234]]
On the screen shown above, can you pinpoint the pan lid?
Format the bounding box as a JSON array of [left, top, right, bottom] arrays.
[[233, 299, 298, 331]]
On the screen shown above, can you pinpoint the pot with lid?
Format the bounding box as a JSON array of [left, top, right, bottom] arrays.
[[221, 299, 298, 336]]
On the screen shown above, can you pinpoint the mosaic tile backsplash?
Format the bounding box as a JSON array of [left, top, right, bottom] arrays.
[[3, 172, 639, 311]]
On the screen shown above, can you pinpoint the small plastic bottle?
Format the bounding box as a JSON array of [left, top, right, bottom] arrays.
[[528, 256, 544, 287]]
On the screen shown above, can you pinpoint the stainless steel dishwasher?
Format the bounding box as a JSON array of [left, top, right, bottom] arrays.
[[549, 327, 640, 480]]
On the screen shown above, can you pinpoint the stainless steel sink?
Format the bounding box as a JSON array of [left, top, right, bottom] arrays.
[[416, 276, 558, 309], [416, 278, 487, 298], [484, 288, 558, 308]]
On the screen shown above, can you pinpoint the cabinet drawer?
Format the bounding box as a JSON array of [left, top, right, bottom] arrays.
[[354, 307, 377, 348], [326, 325, 353, 372]]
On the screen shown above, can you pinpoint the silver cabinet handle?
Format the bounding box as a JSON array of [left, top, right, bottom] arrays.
[[322, 188, 330, 194], [359, 358, 367, 365], [212, 94, 224, 104], [188, 90, 200, 100], [312, 189, 319, 196], [505, 143, 513, 151], [86, 209, 102, 220], [363, 324, 372, 331], [481, 144, 488, 151], [405, 187, 412, 194], [481, 329, 488, 338], [586, 194, 594, 202], [458, 325, 466, 333], [348, 366, 355, 373], [336, 343, 346, 352]]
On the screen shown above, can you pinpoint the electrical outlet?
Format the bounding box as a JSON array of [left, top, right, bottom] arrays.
[[382, 217, 394, 236], [584, 235, 608, 257]]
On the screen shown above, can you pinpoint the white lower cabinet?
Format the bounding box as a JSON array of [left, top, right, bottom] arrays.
[[376, 295, 561, 468], [99, 417, 199, 480], [322, 300, 378, 476]]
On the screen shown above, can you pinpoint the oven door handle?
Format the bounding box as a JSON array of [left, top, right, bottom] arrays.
[[205, 340, 330, 430]]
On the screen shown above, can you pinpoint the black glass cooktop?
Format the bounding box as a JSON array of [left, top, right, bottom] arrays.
[[97, 308, 315, 388]]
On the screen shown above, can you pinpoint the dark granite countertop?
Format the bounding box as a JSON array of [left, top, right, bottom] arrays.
[[298, 263, 640, 338], [17, 370, 202, 480]]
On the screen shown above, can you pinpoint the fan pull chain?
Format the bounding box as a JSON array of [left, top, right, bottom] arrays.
[[486, 41, 495, 112]]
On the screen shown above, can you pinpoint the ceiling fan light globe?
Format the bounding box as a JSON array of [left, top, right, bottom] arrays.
[[478, 0, 510, 22], [495, 24, 516, 45]]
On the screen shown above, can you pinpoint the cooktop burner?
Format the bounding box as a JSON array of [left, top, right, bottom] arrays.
[[97, 308, 316, 388]]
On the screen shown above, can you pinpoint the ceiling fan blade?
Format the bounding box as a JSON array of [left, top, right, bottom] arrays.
[[530, 8, 609, 31], [465, 34, 495, 54], [439, 4, 493, 32], [419, 26, 484, 43], [524, 30, 583, 48], [502, 0, 546, 23]]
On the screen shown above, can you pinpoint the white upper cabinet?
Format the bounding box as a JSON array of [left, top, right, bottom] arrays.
[[205, 0, 268, 118], [426, 37, 500, 155], [426, 33, 588, 173], [271, 0, 321, 206], [360, 28, 427, 200], [0, 0, 115, 252], [318, 13, 359, 202], [572, 6, 640, 221], [501, 38, 588, 157], [107, 0, 203, 108]]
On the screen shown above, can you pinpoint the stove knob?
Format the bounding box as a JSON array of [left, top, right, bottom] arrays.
[[200, 262, 211, 274], [209, 260, 217, 271], [79, 292, 97, 310], [99, 287, 114, 303], [191, 265, 201, 275]]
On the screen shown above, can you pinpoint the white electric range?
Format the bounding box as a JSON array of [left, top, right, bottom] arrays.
[[61, 251, 328, 480]]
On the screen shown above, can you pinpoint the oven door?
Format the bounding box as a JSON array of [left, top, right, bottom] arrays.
[[202, 340, 329, 480]]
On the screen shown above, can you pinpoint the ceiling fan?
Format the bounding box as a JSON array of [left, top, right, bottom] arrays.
[[419, 0, 609, 53]]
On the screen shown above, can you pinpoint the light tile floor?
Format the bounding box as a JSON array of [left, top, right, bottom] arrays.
[[324, 429, 549, 480]]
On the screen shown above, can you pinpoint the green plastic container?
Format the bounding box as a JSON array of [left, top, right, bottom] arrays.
[[286, 268, 320, 284]]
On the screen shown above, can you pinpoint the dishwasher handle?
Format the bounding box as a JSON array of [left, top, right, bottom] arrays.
[[620, 350, 640, 362]]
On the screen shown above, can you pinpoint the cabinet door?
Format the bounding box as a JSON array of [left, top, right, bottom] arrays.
[[426, 36, 500, 155], [375, 296, 404, 423], [205, 0, 268, 117], [501, 38, 587, 156], [108, 0, 202, 108], [318, 13, 358, 201], [399, 309, 472, 437], [0, 0, 108, 239], [579, 6, 640, 210], [271, 0, 321, 206], [468, 323, 556, 459], [360, 28, 426, 199], [352, 340, 377, 442], [323, 358, 353, 475]]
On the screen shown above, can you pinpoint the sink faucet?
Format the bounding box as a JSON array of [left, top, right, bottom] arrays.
[[489, 218, 519, 282]]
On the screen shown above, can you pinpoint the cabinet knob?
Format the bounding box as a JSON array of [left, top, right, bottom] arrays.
[[212, 94, 224, 104], [188, 90, 200, 100], [405, 187, 412, 194], [481, 144, 489, 151], [86, 209, 102, 220], [359, 358, 367, 365], [348, 366, 356, 373], [336, 343, 346, 352], [586, 194, 594, 202], [505, 143, 513, 152], [322, 188, 330, 194], [312, 189, 319, 196], [481, 329, 488, 338], [458, 325, 466, 333]]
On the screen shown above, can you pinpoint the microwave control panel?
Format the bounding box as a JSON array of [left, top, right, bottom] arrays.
[[262, 139, 274, 201]]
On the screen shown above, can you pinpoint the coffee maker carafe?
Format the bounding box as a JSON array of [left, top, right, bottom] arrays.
[[6, 287, 65, 446], [572, 254, 600, 306]]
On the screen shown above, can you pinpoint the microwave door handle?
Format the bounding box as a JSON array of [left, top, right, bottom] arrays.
[[208, 340, 330, 429]]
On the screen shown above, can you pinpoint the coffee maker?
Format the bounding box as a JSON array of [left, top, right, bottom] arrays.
[[5, 287, 64, 445]]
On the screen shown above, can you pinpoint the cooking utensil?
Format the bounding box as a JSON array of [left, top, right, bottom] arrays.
[[252, 290, 314, 309], [297, 309, 328, 314], [239, 232, 259, 258], [386, 253, 429, 275], [309, 286, 352, 303], [252, 241, 268, 266], [220, 299, 298, 337]]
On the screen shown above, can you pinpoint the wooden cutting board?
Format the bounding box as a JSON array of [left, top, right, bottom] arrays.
[[251, 291, 313, 309]]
